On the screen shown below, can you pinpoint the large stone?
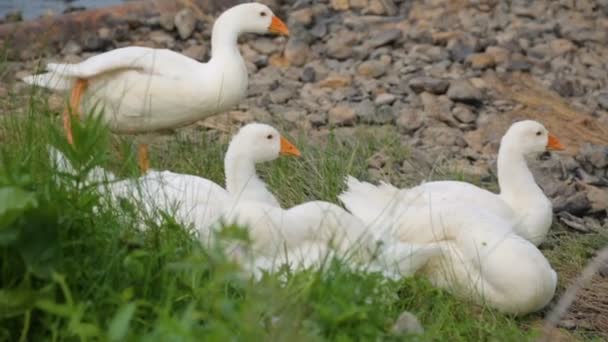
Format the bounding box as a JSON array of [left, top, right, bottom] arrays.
[[466, 53, 496, 69], [549, 39, 576, 57], [374, 93, 397, 105], [318, 74, 352, 89], [447, 79, 483, 105], [354, 100, 376, 121], [369, 29, 402, 48], [452, 105, 477, 124], [598, 93, 608, 110], [422, 125, 467, 147], [585, 185, 608, 214], [408, 77, 449, 95], [329, 105, 357, 126], [290, 8, 314, 26], [420, 93, 458, 127], [553, 192, 591, 216], [579, 143, 608, 169], [331, 0, 349, 10], [175, 8, 196, 40], [447, 38, 475, 63], [396, 108, 425, 133], [357, 60, 387, 78], [182, 44, 206, 61], [284, 38, 310, 66]]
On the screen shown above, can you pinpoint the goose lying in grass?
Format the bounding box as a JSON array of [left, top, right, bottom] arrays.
[[339, 179, 558, 315], [50, 123, 440, 278], [26, 3, 289, 173], [343, 120, 564, 246]]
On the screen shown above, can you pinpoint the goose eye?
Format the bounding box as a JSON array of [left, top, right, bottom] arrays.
[[536, 131, 542, 136], [266, 134, 273, 140], [260, 11, 267, 17]]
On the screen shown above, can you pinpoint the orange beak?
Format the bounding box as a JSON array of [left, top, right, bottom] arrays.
[[268, 16, 289, 36], [280, 136, 301, 157], [547, 133, 565, 151]]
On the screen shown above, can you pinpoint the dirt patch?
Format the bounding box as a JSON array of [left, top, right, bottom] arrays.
[[563, 275, 608, 339], [483, 73, 608, 155]]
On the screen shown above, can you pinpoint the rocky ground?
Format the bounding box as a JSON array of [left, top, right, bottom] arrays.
[[1, 0, 608, 336]]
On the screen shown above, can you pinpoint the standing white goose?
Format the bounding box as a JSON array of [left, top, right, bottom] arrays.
[[342, 120, 565, 246], [26, 3, 289, 172]]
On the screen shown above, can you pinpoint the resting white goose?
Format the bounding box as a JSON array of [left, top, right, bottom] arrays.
[[26, 3, 289, 173], [50, 123, 300, 229], [345, 120, 565, 246], [50, 123, 440, 278], [339, 181, 558, 315]]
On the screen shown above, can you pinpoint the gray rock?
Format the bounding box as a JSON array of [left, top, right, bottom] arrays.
[[597, 93, 608, 110], [391, 311, 424, 335], [506, 57, 532, 72], [175, 8, 196, 40], [579, 143, 608, 169], [355, 100, 376, 121], [62, 40, 82, 55], [300, 67, 316, 83], [308, 113, 327, 127], [585, 185, 608, 214], [447, 79, 483, 105], [452, 105, 477, 124], [553, 192, 591, 216], [422, 125, 467, 147], [159, 13, 175, 31], [310, 21, 327, 38], [551, 78, 584, 98], [98, 27, 113, 41], [371, 105, 395, 124], [421, 93, 458, 127], [557, 212, 596, 233], [254, 55, 268, 68], [396, 108, 425, 133], [329, 105, 357, 126], [408, 77, 449, 95], [149, 30, 175, 47], [182, 44, 206, 61], [600, 262, 608, 278], [549, 39, 575, 57], [369, 29, 402, 48], [374, 93, 397, 105], [326, 37, 354, 60], [250, 39, 278, 55], [82, 31, 111, 51], [368, 151, 388, 170], [269, 88, 294, 104], [357, 60, 387, 78], [282, 108, 307, 125], [447, 38, 475, 63], [285, 38, 310, 66], [290, 7, 314, 26]]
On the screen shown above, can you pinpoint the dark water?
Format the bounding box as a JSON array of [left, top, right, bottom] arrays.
[[0, 0, 124, 20]]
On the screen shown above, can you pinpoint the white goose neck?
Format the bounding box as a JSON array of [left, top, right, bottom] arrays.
[[210, 10, 242, 61], [497, 142, 544, 204], [224, 147, 259, 198]]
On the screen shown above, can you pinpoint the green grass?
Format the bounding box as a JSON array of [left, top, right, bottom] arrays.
[[1, 96, 606, 341]]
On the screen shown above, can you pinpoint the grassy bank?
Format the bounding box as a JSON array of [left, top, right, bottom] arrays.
[[0, 97, 605, 341]]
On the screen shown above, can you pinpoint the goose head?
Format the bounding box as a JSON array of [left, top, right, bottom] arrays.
[[501, 120, 565, 155], [228, 123, 300, 163], [216, 3, 289, 37]]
